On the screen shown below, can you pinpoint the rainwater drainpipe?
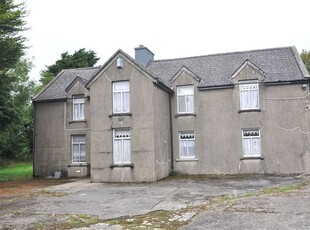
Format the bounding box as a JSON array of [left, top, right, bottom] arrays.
[[169, 94, 174, 170]]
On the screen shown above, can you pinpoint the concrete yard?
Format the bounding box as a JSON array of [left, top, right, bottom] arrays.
[[0, 175, 309, 229]]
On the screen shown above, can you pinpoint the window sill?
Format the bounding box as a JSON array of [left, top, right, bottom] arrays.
[[109, 113, 132, 117], [240, 156, 264, 160], [110, 163, 134, 168], [176, 158, 198, 162], [175, 113, 196, 117], [69, 120, 87, 123], [68, 163, 88, 167], [238, 109, 261, 113]]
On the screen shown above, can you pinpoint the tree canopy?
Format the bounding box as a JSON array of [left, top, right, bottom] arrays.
[[38, 48, 100, 88], [300, 49, 310, 74], [0, 0, 27, 131]]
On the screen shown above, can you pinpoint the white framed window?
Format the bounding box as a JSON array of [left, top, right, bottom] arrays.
[[179, 132, 195, 158], [72, 135, 86, 163], [242, 129, 261, 157], [239, 80, 259, 110], [113, 129, 131, 164], [73, 95, 85, 120], [113, 81, 130, 113], [177, 85, 194, 113]]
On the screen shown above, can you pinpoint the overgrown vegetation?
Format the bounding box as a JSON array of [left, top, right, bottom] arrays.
[[0, 162, 32, 182]]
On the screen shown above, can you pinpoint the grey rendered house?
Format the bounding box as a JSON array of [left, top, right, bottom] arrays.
[[33, 45, 310, 182]]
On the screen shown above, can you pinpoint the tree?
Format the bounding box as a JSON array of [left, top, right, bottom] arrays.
[[0, 58, 36, 160], [38, 48, 100, 89], [0, 0, 27, 131], [301, 50, 310, 74]]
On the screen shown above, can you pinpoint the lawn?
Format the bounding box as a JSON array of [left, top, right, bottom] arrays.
[[0, 163, 33, 182]]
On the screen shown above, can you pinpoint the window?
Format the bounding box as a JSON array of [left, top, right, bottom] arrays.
[[242, 129, 261, 157], [73, 96, 85, 120], [179, 132, 195, 158], [239, 80, 259, 110], [113, 129, 131, 164], [177, 85, 194, 113], [72, 135, 86, 163], [113, 81, 130, 113]]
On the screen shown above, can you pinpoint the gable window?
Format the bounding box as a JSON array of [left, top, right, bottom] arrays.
[[242, 129, 261, 157], [72, 135, 86, 163], [113, 129, 131, 164], [239, 80, 259, 110], [113, 81, 130, 113], [179, 132, 195, 158], [177, 85, 194, 113], [73, 95, 85, 120]]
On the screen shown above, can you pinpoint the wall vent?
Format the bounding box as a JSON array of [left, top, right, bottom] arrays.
[[116, 57, 124, 69]]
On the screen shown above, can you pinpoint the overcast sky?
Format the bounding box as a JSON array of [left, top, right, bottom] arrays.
[[21, 0, 310, 81]]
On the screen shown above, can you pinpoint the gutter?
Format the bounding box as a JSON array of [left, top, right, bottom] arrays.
[[198, 84, 234, 91], [32, 102, 36, 177]]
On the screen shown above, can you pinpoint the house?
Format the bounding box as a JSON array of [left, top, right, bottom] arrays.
[[32, 45, 310, 182]]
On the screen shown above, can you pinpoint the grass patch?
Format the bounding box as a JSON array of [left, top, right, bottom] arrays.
[[0, 162, 33, 182]]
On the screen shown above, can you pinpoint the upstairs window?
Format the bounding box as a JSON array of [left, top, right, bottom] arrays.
[[239, 80, 259, 110], [179, 132, 195, 159], [113, 129, 131, 164], [72, 135, 86, 163], [113, 81, 130, 113], [177, 85, 194, 113], [73, 95, 85, 120], [242, 129, 261, 157]]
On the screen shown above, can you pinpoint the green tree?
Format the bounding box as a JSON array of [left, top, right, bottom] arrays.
[[0, 58, 36, 160], [38, 48, 100, 89], [0, 0, 27, 131], [301, 49, 310, 74]]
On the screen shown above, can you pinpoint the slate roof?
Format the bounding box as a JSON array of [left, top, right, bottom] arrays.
[[33, 67, 100, 101], [33, 46, 309, 102], [147, 46, 309, 87]]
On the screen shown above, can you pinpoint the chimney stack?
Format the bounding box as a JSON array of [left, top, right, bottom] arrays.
[[134, 45, 154, 66]]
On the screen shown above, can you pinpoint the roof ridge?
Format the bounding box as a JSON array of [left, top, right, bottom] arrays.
[[63, 66, 101, 71], [152, 46, 294, 63]]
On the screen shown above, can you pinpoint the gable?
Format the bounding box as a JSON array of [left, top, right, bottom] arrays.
[[230, 60, 266, 84], [169, 66, 201, 84]]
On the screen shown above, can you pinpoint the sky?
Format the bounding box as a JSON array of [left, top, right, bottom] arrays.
[[20, 0, 310, 81]]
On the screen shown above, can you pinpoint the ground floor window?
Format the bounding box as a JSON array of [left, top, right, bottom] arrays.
[[242, 129, 261, 157], [113, 129, 131, 164], [179, 132, 195, 158], [72, 135, 86, 163]]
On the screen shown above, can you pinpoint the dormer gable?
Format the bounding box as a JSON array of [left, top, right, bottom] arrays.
[[230, 60, 266, 84], [65, 76, 88, 93], [169, 66, 201, 85]]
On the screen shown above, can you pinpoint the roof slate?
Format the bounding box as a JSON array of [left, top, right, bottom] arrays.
[[147, 46, 309, 87], [33, 67, 100, 101], [33, 46, 309, 102]]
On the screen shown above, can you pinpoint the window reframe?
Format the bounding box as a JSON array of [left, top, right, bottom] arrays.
[[179, 131, 195, 159], [113, 81, 130, 114], [239, 80, 259, 110], [72, 135, 86, 163], [72, 95, 85, 121], [177, 85, 194, 114], [242, 129, 261, 157], [113, 129, 131, 164]]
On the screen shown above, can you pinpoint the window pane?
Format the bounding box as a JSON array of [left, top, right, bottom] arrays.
[[73, 136, 85, 142], [114, 81, 129, 91], [80, 144, 86, 162], [180, 140, 187, 157], [73, 104, 79, 120], [178, 86, 193, 95], [73, 144, 79, 162], [187, 95, 194, 112], [113, 93, 122, 113], [242, 138, 251, 156], [252, 137, 261, 156], [178, 96, 186, 113], [80, 104, 85, 119], [123, 139, 131, 163], [113, 139, 122, 163], [123, 92, 130, 112]]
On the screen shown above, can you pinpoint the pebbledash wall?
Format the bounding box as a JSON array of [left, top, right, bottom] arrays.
[[32, 45, 310, 182]]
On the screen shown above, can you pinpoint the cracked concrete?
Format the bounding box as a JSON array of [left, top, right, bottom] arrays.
[[0, 175, 309, 229]]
